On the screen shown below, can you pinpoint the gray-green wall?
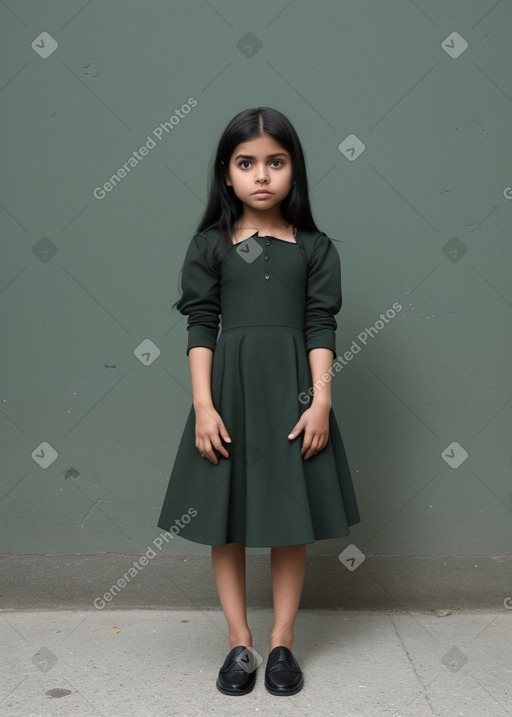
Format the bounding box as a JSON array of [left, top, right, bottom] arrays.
[[1, 1, 511, 565]]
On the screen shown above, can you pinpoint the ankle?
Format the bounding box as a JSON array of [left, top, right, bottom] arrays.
[[229, 631, 252, 649], [269, 632, 293, 652]]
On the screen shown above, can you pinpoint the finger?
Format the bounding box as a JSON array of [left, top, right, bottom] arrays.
[[211, 435, 230, 459], [300, 432, 314, 457], [303, 434, 321, 459], [199, 439, 218, 465], [307, 434, 328, 459], [218, 424, 232, 444], [205, 450, 218, 464], [288, 419, 304, 439]]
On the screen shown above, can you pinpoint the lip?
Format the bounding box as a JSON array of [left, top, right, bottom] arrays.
[[252, 190, 273, 196]]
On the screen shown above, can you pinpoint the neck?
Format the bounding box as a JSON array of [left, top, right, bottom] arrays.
[[234, 207, 290, 235]]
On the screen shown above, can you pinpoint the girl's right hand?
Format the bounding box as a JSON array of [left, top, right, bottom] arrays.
[[194, 402, 231, 464]]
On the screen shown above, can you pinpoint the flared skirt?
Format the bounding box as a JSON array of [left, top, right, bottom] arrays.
[[157, 326, 361, 547]]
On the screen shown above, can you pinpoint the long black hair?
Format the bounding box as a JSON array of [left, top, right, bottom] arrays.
[[172, 106, 321, 309]]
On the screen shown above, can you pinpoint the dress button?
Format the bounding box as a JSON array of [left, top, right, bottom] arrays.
[[264, 254, 270, 261], [264, 273, 271, 280], [265, 238, 271, 245]]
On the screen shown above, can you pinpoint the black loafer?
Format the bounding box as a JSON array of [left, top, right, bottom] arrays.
[[216, 645, 257, 696], [264, 645, 304, 696]]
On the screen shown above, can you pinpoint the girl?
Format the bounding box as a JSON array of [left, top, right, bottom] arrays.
[[157, 106, 361, 697]]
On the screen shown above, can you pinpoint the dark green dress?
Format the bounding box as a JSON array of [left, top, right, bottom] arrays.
[[157, 227, 361, 547]]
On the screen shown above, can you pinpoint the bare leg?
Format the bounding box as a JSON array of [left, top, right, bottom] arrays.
[[269, 544, 307, 652], [211, 542, 252, 649]]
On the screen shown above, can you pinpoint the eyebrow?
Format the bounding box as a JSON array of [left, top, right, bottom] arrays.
[[234, 152, 288, 160]]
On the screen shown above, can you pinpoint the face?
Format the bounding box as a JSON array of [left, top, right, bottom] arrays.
[[224, 134, 293, 211]]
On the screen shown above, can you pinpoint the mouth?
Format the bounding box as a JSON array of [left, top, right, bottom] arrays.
[[252, 190, 273, 196]]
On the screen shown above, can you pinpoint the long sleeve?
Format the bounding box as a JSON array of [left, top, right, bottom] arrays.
[[304, 233, 342, 358], [175, 233, 221, 356]]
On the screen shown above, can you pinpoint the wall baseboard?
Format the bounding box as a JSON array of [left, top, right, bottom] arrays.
[[1, 554, 510, 611]]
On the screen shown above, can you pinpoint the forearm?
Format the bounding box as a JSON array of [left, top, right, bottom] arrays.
[[308, 347, 334, 408], [188, 347, 215, 410]]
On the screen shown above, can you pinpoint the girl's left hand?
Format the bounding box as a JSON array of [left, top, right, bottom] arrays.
[[288, 404, 330, 460]]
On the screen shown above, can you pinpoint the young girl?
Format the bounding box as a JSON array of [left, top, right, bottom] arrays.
[[157, 106, 361, 697]]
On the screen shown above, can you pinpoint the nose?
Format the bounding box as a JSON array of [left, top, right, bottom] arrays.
[[255, 163, 269, 182]]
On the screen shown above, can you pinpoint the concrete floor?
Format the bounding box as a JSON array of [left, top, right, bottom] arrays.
[[1, 607, 511, 716]]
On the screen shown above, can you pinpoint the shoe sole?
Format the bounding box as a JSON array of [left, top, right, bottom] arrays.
[[216, 677, 255, 696], [264, 676, 304, 696]]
